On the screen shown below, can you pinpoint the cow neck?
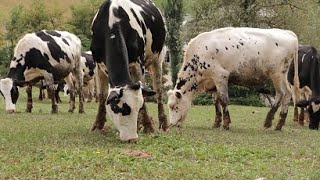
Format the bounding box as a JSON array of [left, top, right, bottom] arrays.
[[175, 63, 200, 97], [105, 23, 132, 87], [7, 66, 26, 86]]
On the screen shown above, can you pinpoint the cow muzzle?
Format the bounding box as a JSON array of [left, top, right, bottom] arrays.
[[6, 109, 16, 114]]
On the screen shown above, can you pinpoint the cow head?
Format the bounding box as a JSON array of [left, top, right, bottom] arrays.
[[0, 78, 19, 113], [296, 97, 320, 130], [106, 82, 156, 142], [167, 89, 193, 127]]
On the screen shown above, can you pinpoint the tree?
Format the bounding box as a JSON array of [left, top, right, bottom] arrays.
[[68, 0, 102, 50], [164, 0, 183, 87]]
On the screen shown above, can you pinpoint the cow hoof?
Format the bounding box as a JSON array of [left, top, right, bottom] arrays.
[[275, 126, 282, 131], [264, 122, 272, 129], [223, 125, 230, 130], [25, 109, 32, 113], [213, 123, 221, 128], [79, 110, 85, 114], [68, 109, 74, 113], [51, 110, 58, 114]]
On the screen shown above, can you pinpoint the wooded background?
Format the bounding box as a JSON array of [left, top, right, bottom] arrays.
[[0, 0, 318, 105]]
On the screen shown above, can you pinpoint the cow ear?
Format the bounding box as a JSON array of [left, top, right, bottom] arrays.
[[296, 100, 310, 108], [141, 85, 156, 97], [312, 96, 320, 104], [127, 82, 140, 91], [107, 91, 119, 104], [175, 91, 182, 99]]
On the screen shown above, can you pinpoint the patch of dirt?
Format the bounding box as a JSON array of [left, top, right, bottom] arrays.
[[122, 149, 152, 158]]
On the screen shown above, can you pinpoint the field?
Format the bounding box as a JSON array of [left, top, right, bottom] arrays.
[[0, 88, 319, 179]]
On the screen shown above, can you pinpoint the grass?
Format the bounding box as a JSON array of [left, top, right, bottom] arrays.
[[0, 88, 320, 179]]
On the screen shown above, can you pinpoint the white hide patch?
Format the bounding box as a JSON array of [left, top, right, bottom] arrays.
[[0, 78, 16, 112], [108, 0, 145, 43], [311, 102, 320, 113], [106, 85, 144, 141]]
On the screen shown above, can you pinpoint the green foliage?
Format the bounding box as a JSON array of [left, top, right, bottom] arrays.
[[2, 0, 65, 70], [164, 0, 183, 86], [192, 93, 213, 105], [68, 0, 103, 50]]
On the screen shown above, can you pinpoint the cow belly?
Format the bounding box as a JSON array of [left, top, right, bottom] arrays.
[[229, 66, 270, 86], [24, 68, 45, 82], [53, 65, 73, 80]]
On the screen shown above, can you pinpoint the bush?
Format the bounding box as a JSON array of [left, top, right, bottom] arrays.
[[192, 93, 213, 105]]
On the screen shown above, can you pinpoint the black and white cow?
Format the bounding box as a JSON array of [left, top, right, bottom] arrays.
[[167, 27, 299, 131], [0, 30, 84, 113], [288, 45, 320, 129], [90, 0, 168, 141], [64, 51, 97, 102]]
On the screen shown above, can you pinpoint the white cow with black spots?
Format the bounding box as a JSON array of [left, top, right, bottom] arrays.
[[168, 27, 299, 131]]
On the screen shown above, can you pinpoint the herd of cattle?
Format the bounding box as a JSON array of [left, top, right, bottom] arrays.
[[0, 0, 319, 142]]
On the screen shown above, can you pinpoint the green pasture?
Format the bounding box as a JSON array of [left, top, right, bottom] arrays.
[[0, 88, 319, 179]]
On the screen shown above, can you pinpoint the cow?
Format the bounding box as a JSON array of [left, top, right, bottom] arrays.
[[64, 51, 97, 102], [167, 27, 299, 131], [0, 30, 84, 114], [37, 79, 66, 103], [90, 0, 168, 142], [288, 45, 320, 129], [291, 85, 311, 125]]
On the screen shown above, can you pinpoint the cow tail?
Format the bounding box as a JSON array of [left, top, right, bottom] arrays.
[[293, 48, 300, 105]]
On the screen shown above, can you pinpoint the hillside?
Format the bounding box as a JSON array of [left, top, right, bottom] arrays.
[[0, 0, 82, 34]]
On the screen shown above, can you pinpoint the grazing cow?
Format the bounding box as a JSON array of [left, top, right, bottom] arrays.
[[288, 45, 320, 129], [0, 30, 84, 113], [90, 0, 168, 141], [296, 97, 320, 129], [167, 27, 299, 130], [37, 79, 66, 103], [64, 51, 97, 102]]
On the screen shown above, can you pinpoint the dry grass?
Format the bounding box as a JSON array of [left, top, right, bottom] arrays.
[[0, 0, 82, 33]]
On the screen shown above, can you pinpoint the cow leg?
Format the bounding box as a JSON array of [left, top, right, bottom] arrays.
[[39, 87, 43, 101], [213, 94, 222, 128], [92, 64, 108, 131], [293, 106, 299, 123], [46, 84, 58, 113], [73, 56, 84, 113], [26, 85, 33, 113], [138, 103, 156, 133], [298, 107, 305, 126], [304, 108, 309, 123], [129, 63, 156, 133], [212, 70, 231, 130], [149, 62, 169, 131], [64, 74, 76, 113]]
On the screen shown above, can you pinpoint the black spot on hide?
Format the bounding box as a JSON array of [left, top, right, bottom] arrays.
[[275, 43, 279, 46], [110, 101, 132, 116], [36, 31, 71, 63], [225, 47, 228, 50], [45, 30, 61, 37], [176, 79, 187, 90], [62, 38, 69, 46], [205, 46, 208, 50], [216, 49, 219, 53], [239, 42, 244, 46]]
